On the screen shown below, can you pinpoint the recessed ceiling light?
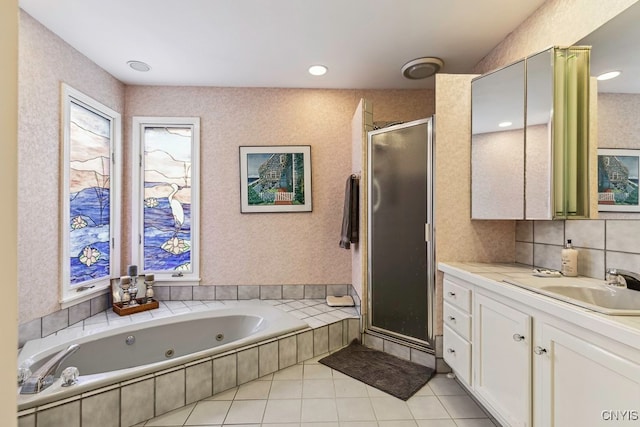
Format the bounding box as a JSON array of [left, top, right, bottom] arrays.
[[401, 57, 444, 80], [308, 65, 328, 76], [127, 60, 151, 72], [498, 121, 513, 128], [596, 70, 621, 81]]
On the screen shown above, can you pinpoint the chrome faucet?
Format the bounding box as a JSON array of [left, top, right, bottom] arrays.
[[605, 268, 640, 291], [20, 344, 80, 394]]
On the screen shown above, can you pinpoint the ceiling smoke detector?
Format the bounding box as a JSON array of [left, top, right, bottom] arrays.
[[401, 57, 444, 80]]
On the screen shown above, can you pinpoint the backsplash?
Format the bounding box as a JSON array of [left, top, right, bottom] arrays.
[[516, 219, 640, 279]]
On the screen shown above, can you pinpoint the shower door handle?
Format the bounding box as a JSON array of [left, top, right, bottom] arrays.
[[425, 223, 431, 242], [371, 179, 381, 212]]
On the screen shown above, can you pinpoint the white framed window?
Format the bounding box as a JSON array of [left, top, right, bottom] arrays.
[[131, 117, 200, 284], [61, 84, 122, 305]]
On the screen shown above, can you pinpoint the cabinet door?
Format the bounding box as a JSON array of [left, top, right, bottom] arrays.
[[474, 293, 532, 427], [538, 323, 640, 427]]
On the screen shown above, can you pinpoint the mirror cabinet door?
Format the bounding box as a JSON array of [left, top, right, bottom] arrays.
[[471, 46, 590, 220], [525, 49, 554, 219], [471, 61, 526, 219]]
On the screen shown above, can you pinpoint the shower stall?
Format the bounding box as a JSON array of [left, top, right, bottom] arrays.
[[367, 117, 435, 349]]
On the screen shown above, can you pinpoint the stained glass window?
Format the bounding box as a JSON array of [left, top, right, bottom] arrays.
[[62, 84, 121, 302], [132, 118, 200, 282]]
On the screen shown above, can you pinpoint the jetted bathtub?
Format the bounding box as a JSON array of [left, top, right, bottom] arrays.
[[17, 303, 309, 411]]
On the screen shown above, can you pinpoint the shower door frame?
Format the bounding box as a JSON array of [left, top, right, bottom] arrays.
[[365, 117, 436, 350]]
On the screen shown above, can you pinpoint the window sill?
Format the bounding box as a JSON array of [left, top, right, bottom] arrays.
[[60, 283, 110, 309]]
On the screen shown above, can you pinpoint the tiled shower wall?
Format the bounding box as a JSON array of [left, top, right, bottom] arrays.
[[515, 219, 640, 279]]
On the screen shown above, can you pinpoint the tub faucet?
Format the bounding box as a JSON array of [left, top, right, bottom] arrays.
[[605, 268, 640, 291], [20, 344, 79, 394]]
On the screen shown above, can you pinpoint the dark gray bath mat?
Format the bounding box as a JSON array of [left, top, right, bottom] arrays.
[[318, 339, 434, 400]]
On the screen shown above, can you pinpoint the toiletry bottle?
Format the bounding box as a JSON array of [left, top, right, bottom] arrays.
[[561, 239, 578, 277]]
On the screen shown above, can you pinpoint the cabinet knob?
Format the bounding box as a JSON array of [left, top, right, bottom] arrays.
[[448, 291, 456, 297], [534, 346, 547, 355], [512, 333, 525, 342], [448, 316, 456, 322], [447, 348, 455, 354]]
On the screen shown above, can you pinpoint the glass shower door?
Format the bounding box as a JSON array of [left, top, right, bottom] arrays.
[[367, 118, 433, 345]]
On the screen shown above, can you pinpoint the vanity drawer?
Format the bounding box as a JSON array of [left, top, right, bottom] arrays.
[[443, 277, 472, 312], [444, 301, 471, 341], [443, 325, 471, 386]]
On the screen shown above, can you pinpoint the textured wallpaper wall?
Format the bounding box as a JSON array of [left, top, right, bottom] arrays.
[[124, 87, 433, 290], [434, 74, 516, 336], [595, 93, 640, 220], [21, 0, 636, 332], [471, 129, 525, 219], [473, 0, 638, 75], [18, 7, 433, 324], [598, 93, 640, 150], [18, 11, 125, 323]]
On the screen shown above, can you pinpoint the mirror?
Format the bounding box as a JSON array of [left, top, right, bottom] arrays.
[[471, 61, 525, 219], [525, 50, 553, 219], [577, 3, 640, 96], [577, 2, 640, 216]]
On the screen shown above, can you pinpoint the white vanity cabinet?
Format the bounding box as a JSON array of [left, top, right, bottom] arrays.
[[441, 269, 640, 427], [443, 276, 473, 387], [473, 292, 532, 427], [536, 321, 640, 427]]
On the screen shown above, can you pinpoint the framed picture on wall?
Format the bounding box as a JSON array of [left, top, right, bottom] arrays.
[[597, 148, 640, 212], [239, 145, 312, 213]]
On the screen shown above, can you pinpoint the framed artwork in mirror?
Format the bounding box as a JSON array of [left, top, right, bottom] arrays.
[[239, 145, 312, 213], [597, 148, 640, 212]]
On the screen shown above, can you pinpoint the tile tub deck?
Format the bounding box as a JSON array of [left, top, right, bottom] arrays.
[[17, 299, 360, 427]]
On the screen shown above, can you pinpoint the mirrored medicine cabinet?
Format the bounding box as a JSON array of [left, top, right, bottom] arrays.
[[471, 46, 591, 220]]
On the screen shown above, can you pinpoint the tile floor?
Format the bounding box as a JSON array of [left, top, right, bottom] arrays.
[[133, 355, 498, 427]]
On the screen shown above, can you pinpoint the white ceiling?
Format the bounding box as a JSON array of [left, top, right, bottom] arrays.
[[18, 0, 548, 89], [470, 2, 640, 134], [577, 1, 640, 94]]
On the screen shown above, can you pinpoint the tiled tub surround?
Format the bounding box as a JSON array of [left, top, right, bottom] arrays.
[[515, 219, 640, 279], [18, 284, 360, 349], [17, 299, 360, 427], [18, 304, 309, 408]]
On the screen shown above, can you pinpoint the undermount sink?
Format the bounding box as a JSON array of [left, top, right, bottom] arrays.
[[539, 285, 640, 311], [503, 277, 640, 315]]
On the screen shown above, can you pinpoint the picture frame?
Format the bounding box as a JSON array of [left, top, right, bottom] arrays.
[[239, 145, 312, 213], [597, 148, 640, 212]]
